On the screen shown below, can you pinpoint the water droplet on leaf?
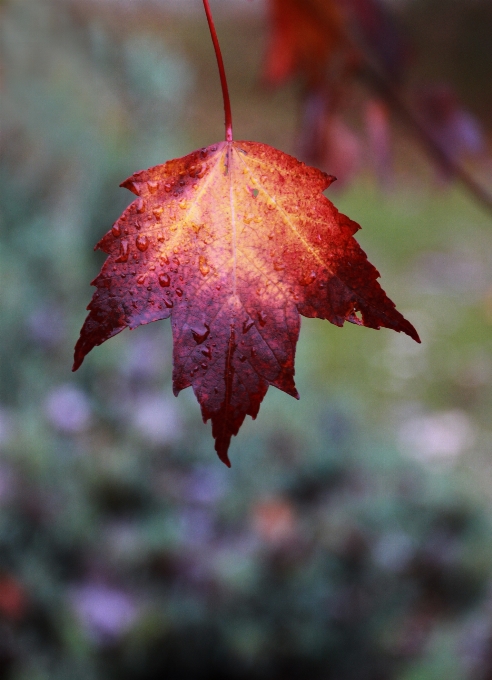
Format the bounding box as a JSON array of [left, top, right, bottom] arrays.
[[300, 271, 317, 286], [115, 240, 129, 263], [136, 235, 149, 252], [199, 256, 210, 277], [192, 324, 210, 345], [258, 311, 267, 327], [159, 273, 171, 287], [243, 319, 254, 333]]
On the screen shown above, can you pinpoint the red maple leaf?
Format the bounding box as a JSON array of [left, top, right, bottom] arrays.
[[73, 1, 419, 466]]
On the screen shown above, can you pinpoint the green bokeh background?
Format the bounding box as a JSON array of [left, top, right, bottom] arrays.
[[1, 1, 492, 678]]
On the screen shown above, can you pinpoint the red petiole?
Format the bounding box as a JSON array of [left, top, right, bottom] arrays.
[[202, 0, 233, 142]]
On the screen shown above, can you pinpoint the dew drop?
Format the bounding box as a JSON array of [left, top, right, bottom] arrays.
[[251, 348, 257, 358], [242, 319, 254, 334], [199, 256, 210, 277], [112, 223, 121, 237], [176, 288, 183, 297], [192, 323, 210, 345], [136, 235, 149, 252], [147, 286, 152, 291], [179, 200, 188, 210], [200, 148, 208, 158], [164, 299, 173, 308], [300, 271, 317, 286], [273, 259, 285, 271], [153, 207, 163, 218], [258, 311, 267, 327], [164, 183, 172, 192], [243, 215, 253, 224], [268, 231, 274, 240], [159, 273, 170, 287], [202, 346, 212, 359], [136, 198, 145, 213], [115, 240, 129, 263], [137, 275, 146, 285], [147, 181, 159, 193], [239, 355, 247, 362], [201, 362, 207, 369]]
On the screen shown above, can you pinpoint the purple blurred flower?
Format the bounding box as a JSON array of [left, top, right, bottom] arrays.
[[27, 304, 66, 349], [70, 583, 139, 644], [44, 384, 92, 434], [131, 392, 182, 446]]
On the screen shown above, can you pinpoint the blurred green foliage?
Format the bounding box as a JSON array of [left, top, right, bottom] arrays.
[[0, 1, 492, 679]]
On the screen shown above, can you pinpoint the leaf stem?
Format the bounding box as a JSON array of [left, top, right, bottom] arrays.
[[203, 0, 233, 142]]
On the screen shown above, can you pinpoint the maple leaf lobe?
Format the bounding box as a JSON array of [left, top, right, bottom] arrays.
[[73, 140, 419, 464]]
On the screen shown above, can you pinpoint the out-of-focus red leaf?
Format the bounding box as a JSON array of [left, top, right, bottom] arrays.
[[73, 141, 419, 465], [263, 0, 348, 87], [0, 575, 27, 621]]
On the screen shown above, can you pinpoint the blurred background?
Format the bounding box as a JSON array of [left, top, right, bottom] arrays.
[[1, 0, 492, 678]]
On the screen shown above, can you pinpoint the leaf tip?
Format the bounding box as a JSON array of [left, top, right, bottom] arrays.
[[216, 444, 232, 468], [119, 178, 140, 196], [72, 356, 82, 372], [324, 173, 337, 187], [401, 318, 421, 344]]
